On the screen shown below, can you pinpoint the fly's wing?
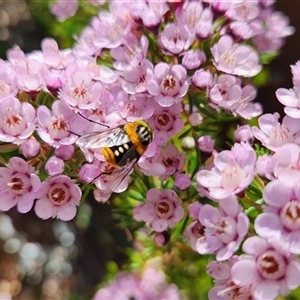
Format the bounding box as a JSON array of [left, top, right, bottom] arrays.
[[95, 158, 137, 193], [76, 126, 131, 150]]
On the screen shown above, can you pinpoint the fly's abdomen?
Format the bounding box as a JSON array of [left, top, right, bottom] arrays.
[[103, 142, 138, 167]]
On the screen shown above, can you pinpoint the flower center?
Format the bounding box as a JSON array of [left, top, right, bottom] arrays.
[[50, 115, 69, 139], [160, 75, 179, 96], [191, 221, 205, 238], [257, 250, 286, 280], [219, 49, 237, 70], [269, 125, 293, 147], [220, 163, 246, 189], [280, 200, 300, 230], [7, 173, 30, 195], [72, 84, 88, 104], [155, 112, 174, 131], [3, 112, 26, 135], [48, 183, 70, 206], [155, 198, 175, 219], [215, 217, 237, 244], [220, 281, 252, 300]]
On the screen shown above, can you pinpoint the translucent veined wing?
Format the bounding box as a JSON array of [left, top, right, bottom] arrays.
[[76, 125, 131, 150], [95, 157, 138, 193]]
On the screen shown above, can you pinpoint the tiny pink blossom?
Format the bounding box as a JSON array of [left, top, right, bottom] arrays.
[[211, 35, 262, 77], [50, 0, 78, 22], [59, 70, 103, 110], [207, 259, 252, 300], [291, 60, 300, 88], [35, 175, 81, 221], [197, 142, 256, 200], [0, 59, 17, 101], [255, 179, 300, 254], [158, 23, 194, 55], [196, 196, 249, 261], [0, 157, 41, 213], [146, 63, 189, 107], [276, 87, 300, 119], [133, 188, 184, 232], [231, 236, 300, 300], [0, 96, 36, 145], [37, 100, 87, 147], [252, 113, 300, 151], [147, 102, 184, 145]]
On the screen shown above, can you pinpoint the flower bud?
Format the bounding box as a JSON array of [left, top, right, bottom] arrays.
[[197, 135, 215, 153], [234, 125, 254, 143], [55, 145, 74, 160], [20, 139, 41, 158], [45, 156, 64, 176], [181, 136, 195, 150], [189, 111, 203, 127], [78, 163, 100, 183], [182, 50, 206, 70], [153, 231, 170, 247], [175, 174, 192, 190], [192, 69, 212, 88]]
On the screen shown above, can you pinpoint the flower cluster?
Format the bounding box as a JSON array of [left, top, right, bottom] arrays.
[[92, 266, 183, 300], [0, 0, 299, 298]]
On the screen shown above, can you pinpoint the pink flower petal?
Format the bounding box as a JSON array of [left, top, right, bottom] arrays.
[[56, 203, 77, 221], [231, 259, 257, 286], [35, 198, 54, 220]]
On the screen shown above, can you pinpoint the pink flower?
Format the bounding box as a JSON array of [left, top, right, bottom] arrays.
[[0, 59, 17, 101], [252, 113, 300, 151], [207, 259, 252, 300], [196, 196, 249, 261], [211, 35, 262, 77], [133, 189, 184, 232], [209, 74, 261, 119], [291, 60, 300, 88], [197, 142, 256, 200], [158, 23, 194, 55], [255, 179, 300, 254], [147, 102, 184, 146], [34, 175, 81, 221], [276, 87, 300, 119], [7, 46, 45, 94], [37, 100, 87, 147], [0, 157, 41, 213], [92, 267, 182, 300], [59, 70, 103, 110], [111, 35, 149, 71], [176, 2, 213, 38], [49, 0, 78, 22], [146, 63, 189, 107], [130, 0, 169, 28], [0, 96, 36, 144], [231, 236, 300, 300]]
